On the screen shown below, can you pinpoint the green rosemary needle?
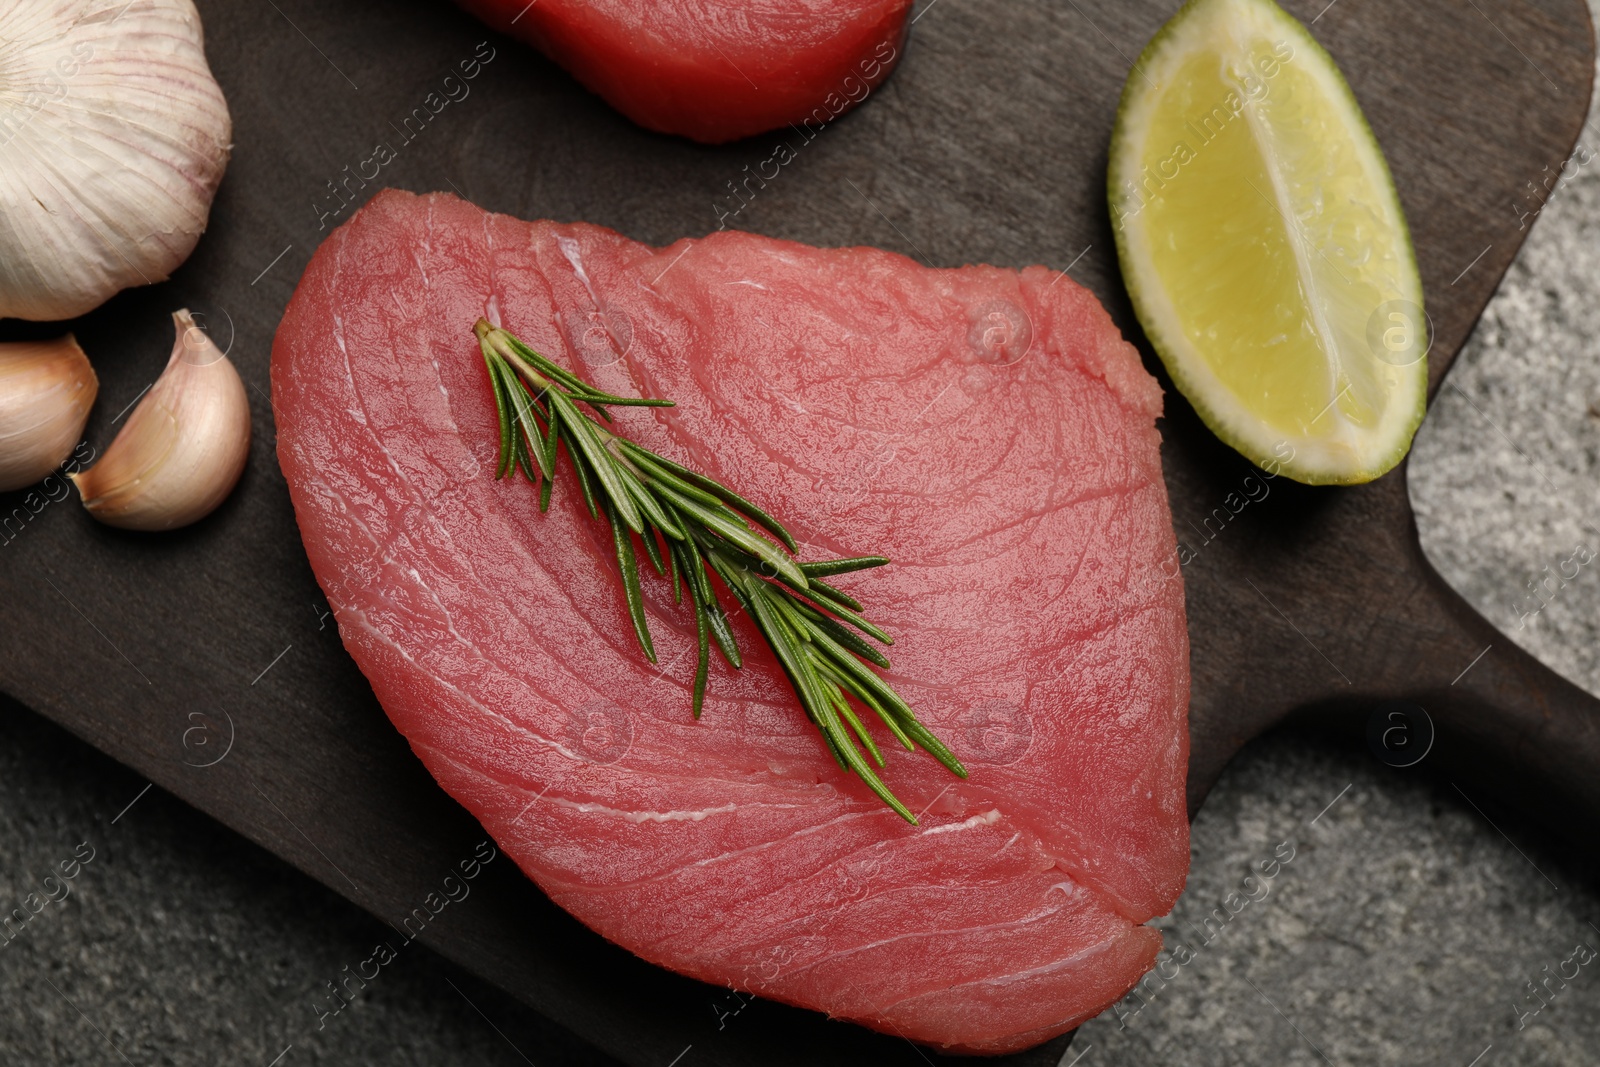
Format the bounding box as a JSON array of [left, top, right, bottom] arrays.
[[474, 318, 967, 822]]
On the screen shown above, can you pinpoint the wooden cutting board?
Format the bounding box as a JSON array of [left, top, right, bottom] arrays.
[[0, 0, 1593, 1063]]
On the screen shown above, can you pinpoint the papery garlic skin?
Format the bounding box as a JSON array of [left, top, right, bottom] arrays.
[[0, 0, 232, 322], [0, 336, 98, 491], [71, 309, 249, 529]]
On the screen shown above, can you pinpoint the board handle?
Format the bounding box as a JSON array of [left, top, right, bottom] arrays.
[[1292, 480, 1600, 842]]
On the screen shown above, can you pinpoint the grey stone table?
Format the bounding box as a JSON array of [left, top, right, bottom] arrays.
[[5, 9, 1600, 1067]]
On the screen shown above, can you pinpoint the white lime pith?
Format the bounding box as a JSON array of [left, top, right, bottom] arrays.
[[1109, 0, 1427, 485]]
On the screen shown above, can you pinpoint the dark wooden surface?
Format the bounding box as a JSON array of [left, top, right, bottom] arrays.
[[0, 0, 1593, 1063]]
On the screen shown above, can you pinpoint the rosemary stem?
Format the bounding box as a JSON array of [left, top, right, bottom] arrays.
[[475, 320, 967, 823]]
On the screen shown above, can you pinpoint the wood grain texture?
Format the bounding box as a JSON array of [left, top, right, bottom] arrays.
[[0, 0, 1591, 1063]]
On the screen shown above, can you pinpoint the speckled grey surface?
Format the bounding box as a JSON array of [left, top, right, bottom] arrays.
[[0, 701, 624, 1067], [1408, 95, 1600, 701], [7, 5, 1600, 1067], [1074, 736, 1600, 1067]]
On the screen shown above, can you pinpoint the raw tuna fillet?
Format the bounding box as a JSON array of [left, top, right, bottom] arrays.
[[456, 0, 910, 143], [273, 189, 1190, 1054]]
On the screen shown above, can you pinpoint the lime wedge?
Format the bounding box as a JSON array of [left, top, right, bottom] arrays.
[[1109, 0, 1426, 485]]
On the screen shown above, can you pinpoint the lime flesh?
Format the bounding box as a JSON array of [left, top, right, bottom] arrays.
[[1109, 0, 1426, 484]]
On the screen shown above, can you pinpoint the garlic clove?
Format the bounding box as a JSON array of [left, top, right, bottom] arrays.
[[70, 310, 250, 530], [0, 336, 98, 492], [0, 0, 232, 321]]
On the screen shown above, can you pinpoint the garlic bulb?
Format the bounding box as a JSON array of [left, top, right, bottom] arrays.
[[0, 336, 97, 491], [0, 0, 232, 321], [71, 310, 249, 529]]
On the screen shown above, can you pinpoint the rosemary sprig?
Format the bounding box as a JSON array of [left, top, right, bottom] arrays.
[[474, 319, 967, 823]]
